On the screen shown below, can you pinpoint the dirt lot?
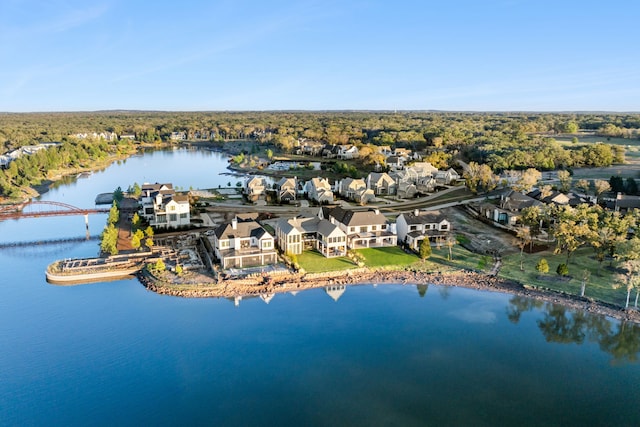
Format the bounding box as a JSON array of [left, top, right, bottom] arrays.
[[446, 207, 520, 256]]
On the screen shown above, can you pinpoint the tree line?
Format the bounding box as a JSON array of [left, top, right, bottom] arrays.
[[515, 203, 640, 308], [2, 111, 639, 198]]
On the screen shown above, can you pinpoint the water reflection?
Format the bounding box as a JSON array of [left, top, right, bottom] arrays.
[[417, 283, 429, 297], [0, 241, 96, 259], [508, 295, 640, 363]]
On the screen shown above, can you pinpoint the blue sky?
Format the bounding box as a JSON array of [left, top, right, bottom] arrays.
[[1, 0, 638, 112]]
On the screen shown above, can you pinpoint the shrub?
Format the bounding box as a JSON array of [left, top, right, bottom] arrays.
[[556, 263, 569, 276], [536, 258, 549, 274]]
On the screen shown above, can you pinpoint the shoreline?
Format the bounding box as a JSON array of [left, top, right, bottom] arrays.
[[14, 141, 638, 324], [138, 268, 640, 324]]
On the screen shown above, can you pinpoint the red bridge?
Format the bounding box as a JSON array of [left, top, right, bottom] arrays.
[[0, 201, 110, 220]]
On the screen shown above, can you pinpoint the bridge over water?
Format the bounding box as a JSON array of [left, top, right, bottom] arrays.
[[0, 201, 109, 221]]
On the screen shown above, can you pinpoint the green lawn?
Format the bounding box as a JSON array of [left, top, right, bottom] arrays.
[[555, 136, 638, 147], [499, 247, 630, 306], [297, 243, 636, 307], [356, 246, 419, 268], [357, 244, 488, 273], [427, 244, 489, 272], [297, 250, 357, 273]]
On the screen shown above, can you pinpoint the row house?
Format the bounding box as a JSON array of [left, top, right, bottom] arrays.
[[73, 132, 118, 141], [396, 210, 451, 251], [139, 183, 190, 229], [211, 216, 277, 269], [275, 216, 347, 258]]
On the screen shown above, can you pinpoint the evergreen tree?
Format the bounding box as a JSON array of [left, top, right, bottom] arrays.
[[419, 237, 432, 261]]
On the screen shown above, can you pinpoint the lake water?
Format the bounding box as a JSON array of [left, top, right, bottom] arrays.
[[1, 149, 639, 426]]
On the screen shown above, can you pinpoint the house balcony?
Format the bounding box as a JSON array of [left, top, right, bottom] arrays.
[[218, 246, 275, 258]]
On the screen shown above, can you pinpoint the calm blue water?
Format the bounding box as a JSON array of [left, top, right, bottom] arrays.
[[1, 149, 639, 426]]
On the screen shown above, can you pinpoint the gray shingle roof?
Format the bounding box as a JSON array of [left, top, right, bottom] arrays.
[[215, 219, 270, 240], [325, 206, 386, 227], [401, 210, 446, 225]]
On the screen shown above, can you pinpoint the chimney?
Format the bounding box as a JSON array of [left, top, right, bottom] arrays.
[[231, 217, 237, 230], [374, 208, 380, 215], [414, 209, 419, 216]]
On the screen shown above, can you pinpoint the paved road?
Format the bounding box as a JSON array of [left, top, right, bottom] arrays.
[[200, 186, 487, 218]]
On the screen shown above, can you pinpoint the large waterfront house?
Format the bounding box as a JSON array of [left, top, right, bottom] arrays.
[[139, 183, 190, 229], [305, 177, 334, 204], [211, 216, 277, 269], [396, 210, 451, 250], [319, 206, 397, 248], [275, 216, 347, 258]]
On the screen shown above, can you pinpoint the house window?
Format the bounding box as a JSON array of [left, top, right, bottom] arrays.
[[220, 240, 229, 248], [157, 215, 167, 223], [350, 227, 355, 233], [359, 226, 367, 233], [371, 225, 377, 231], [180, 213, 188, 219], [441, 224, 448, 230], [170, 205, 176, 211], [169, 214, 177, 222], [263, 241, 272, 249]]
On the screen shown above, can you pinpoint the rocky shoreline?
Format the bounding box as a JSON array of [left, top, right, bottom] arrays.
[[138, 268, 640, 324]]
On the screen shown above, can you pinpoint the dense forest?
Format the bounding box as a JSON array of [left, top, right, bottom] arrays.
[[1, 111, 639, 198]]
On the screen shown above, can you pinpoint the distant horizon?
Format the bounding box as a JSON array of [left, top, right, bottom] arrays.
[[1, 109, 639, 115], [2, 1, 639, 112]]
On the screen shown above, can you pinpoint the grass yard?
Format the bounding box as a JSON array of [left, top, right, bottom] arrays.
[[297, 250, 357, 273], [426, 244, 490, 273], [499, 247, 630, 307], [356, 246, 419, 269], [357, 244, 488, 273], [555, 136, 638, 147]]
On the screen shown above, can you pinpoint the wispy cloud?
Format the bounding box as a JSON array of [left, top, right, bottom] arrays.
[[110, 1, 320, 83], [37, 3, 110, 34], [2, 2, 111, 39]]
